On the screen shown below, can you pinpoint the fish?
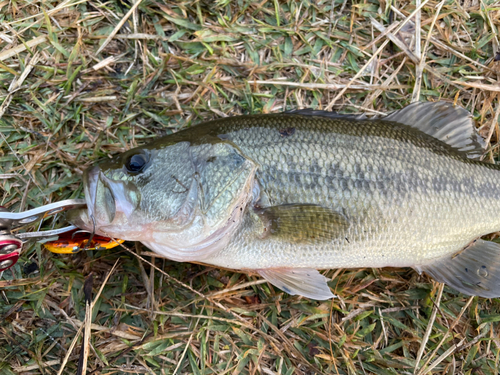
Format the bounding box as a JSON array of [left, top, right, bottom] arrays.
[[68, 101, 500, 300]]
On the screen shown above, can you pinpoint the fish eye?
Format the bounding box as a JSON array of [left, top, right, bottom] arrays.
[[124, 151, 149, 174]]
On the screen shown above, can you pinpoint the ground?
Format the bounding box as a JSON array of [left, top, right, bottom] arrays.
[[1, 0, 500, 374]]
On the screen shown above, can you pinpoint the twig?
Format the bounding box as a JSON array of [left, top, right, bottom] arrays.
[[451, 81, 500, 92], [0, 52, 48, 202], [87, 332, 155, 375], [172, 324, 197, 375], [0, 35, 47, 61], [415, 0, 421, 60], [91, 259, 119, 309], [420, 337, 466, 374], [484, 94, 500, 146], [411, 0, 445, 102], [117, 242, 250, 325], [56, 325, 85, 375], [413, 283, 444, 374], [76, 273, 93, 375], [5, 0, 86, 26], [0, 52, 40, 119], [250, 80, 408, 91], [371, 18, 466, 94], [417, 296, 474, 375], [136, 243, 155, 316], [363, 57, 407, 106], [209, 279, 268, 296], [325, 0, 432, 110], [96, 0, 144, 55], [14, 359, 63, 372], [57, 262, 118, 375]]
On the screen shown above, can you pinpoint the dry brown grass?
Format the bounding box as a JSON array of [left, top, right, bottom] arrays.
[[1, 0, 500, 374]]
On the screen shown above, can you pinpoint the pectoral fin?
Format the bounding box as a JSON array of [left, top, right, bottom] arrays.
[[255, 204, 350, 244], [257, 268, 335, 300], [416, 239, 500, 298]]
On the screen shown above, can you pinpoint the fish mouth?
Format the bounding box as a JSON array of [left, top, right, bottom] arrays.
[[67, 166, 102, 233], [83, 165, 117, 226], [83, 166, 101, 225], [83, 165, 141, 227]]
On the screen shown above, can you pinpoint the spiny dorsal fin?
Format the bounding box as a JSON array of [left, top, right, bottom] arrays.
[[257, 268, 335, 300], [416, 239, 500, 298], [255, 204, 350, 244], [286, 102, 486, 160]]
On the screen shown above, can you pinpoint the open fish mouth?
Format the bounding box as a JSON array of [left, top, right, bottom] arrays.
[[65, 166, 101, 234], [83, 165, 142, 227], [83, 166, 100, 225], [82, 166, 117, 226]]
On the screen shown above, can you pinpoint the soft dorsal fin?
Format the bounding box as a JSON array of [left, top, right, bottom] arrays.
[[286, 102, 486, 160], [382, 102, 486, 159]]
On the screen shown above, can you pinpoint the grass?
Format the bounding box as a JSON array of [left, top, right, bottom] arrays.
[[1, 0, 500, 374]]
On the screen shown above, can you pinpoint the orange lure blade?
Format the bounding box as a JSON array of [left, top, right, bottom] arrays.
[[44, 230, 124, 253]]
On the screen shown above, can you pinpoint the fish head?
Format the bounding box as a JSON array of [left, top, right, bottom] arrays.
[[81, 143, 196, 234], [70, 138, 257, 261]]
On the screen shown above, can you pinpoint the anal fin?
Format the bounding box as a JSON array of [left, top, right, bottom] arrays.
[[416, 239, 500, 298], [257, 268, 335, 300]]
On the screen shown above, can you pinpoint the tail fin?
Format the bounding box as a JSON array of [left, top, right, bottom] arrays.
[[416, 239, 500, 298]]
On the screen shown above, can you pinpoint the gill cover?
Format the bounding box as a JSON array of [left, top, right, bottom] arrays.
[[145, 140, 257, 261]]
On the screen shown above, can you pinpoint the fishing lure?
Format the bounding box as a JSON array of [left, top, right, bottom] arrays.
[[0, 199, 122, 272]]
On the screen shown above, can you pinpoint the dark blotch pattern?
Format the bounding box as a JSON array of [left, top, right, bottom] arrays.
[[279, 127, 296, 137]]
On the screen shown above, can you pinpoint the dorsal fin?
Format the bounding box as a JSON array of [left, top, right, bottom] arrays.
[[284, 108, 368, 121], [286, 102, 486, 160], [382, 102, 486, 159]]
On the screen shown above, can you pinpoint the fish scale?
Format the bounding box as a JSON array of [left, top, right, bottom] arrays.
[[208, 116, 498, 270], [70, 101, 500, 299]]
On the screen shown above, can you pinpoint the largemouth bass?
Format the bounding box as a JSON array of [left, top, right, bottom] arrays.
[[69, 101, 500, 300]]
